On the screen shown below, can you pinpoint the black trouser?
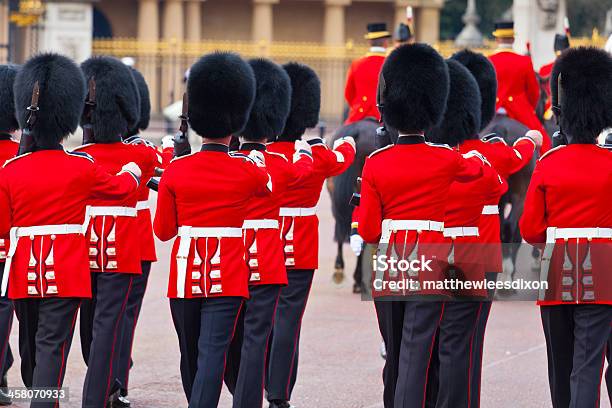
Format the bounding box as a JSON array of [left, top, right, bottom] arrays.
[[393, 301, 444, 408], [226, 285, 281, 408], [266, 269, 314, 402], [170, 296, 243, 407], [607, 331, 611, 402], [374, 299, 405, 408], [115, 261, 152, 394], [13, 298, 80, 408], [80, 272, 133, 408], [541, 304, 612, 408], [468, 272, 497, 408], [0, 262, 13, 382]]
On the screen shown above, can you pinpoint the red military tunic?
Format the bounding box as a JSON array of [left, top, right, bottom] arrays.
[[358, 137, 484, 297], [267, 137, 355, 270], [520, 144, 612, 305], [154, 144, 272, 299], [74, 142, 158, 275], [124, 135, 163, 262], [0, 136, 18, 261], [477, 136, 536, 273], [344, 48, 386, 124], [0, 149, 138, 299], [239, 143, 313, 286], [442, 140, 505, 297], [489, 49, 551, 152], [539, 62, 554, 114]]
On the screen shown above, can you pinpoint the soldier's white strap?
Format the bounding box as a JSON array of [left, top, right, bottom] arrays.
[[242, 219, 279, 230], [2, 224, 84, 296], [481, 205, 500, 215], [89, 206, 137, 218], [379, 219, 444, 245], [175, 226, 243, 298], [279, 207, 316, 217], [135, 201, 150, 211], [443, 227, 479, 238]]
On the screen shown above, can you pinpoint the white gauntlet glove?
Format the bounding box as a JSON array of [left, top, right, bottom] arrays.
[[350, 233, 364, 257], [524, 130, 543, 149], [293, 139, 312, 163], [333, 136, 356, 151], [161, 135, 174, 149], [120, 162, 142, 179]]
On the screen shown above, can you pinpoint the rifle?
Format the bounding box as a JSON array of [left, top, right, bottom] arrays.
[[173, 92, 191, 158], [82, 77, 96, 144], [17, 81, 40, 156]]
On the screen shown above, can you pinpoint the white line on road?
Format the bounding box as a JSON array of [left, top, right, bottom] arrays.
[[484, 343, 547, 370]]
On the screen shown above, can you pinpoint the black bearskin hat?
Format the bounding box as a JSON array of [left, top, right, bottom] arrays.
[[278, 62, 320, 141], [427, 59, 481, 146], [0, 65, 19, 132], [80, 56, 140, 143], [243, 58, 292, 141], [188, 52, 255, 139], [451, 49, 497, 131], [381, 44, 449, 133], [14, 53, 86, 145], [129, 67, 150, 132], [551, 47, 612, 144]]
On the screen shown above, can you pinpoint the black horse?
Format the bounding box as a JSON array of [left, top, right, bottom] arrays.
[[328, 118, 380, 291]]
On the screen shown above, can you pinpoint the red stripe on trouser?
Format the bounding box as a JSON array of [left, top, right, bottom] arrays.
[[219, 301, 245, 399], [476, 304, 492, 408], [285, 276, 314, 400], [55, 301, 81, 408], [261, 292, 281, 406], [103, 277, 133, 408], [597, 343, 607, 408], [422, 303, 445, 408], [467, 303, 484, 408]]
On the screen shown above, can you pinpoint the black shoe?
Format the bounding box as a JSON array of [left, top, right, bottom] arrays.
[[0, 388, 10, 406], [112, 395, 131, 408], [269, 400, 294, 408], [352, 283, 362, 294]]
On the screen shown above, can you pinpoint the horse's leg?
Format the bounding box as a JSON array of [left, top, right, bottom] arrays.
[[352, 251, 363, 293], [332, 240, 345, 284]]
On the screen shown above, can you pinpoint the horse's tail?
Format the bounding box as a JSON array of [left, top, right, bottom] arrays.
[[331, 162, 357, 243]]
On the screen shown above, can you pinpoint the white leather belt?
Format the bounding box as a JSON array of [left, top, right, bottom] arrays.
[[379, 219, 444, 245], [175, 226, 243, 298], [279, 207, 316, 217], [89, 206, 137, 218], [481, 205, 499, 215], [2, 223, 85, 296], [242, 219, 279, 230], [539, 227, 612, 301], [135, 201, 150, 211], [443, 227, 479, 238]]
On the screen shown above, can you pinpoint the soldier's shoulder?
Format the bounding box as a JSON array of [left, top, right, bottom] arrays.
[[266, 151, 289, 162], [538, 145, 566, 161], [65, 150, 94, 163], [169, 152, 196, 165], [367, 144, 393, 159], [425, 142, 454, 151], [481, 134, 508, 145], [71, 143, 95, 152], [3, 153, 31, 168]]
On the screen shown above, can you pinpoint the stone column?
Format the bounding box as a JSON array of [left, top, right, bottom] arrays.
[[162, 0, 185, 110], [138, 0, 160, 113], [394, 0, 412, 31], [0, 1, 9, 63], [415, 0, 443, 45], [252, 0, 277, 55], [185, 1, 202, 41], [323, 0, 350, 122]]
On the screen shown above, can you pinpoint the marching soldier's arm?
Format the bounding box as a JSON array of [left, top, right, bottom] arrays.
[[509, 136, 537, 172], [89, 162, 140, 200], [454, 151, 485, 182], [0, 174, 11, 239], [357, 161, 382, 244], [519, 166, 548, 245], [286, 140, 314, 187], [153, 174, 178, 242], [321, 138, 356, 177]]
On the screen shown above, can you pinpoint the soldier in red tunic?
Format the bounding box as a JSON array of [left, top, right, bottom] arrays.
[[0, 65, 19, 402], [0, 53, 140, 407], [73, 56, 158, 408], [266, 63, 355, 408], [520, 47, 612, 408], [451, 49, 540, 408], [488, 21, 551, 152], [358, 44, 485, 408], [223, 58, 313, 408], [154, 52, 272, 408], [113, 66, 161, 408], [344, 23, 390, 125], [538, 34, 570, 117]]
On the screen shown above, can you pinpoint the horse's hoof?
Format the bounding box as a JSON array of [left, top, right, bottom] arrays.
[[332, 269, 345, 284], [352, 283, 362, 294]]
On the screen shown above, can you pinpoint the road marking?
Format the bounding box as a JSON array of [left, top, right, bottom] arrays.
[[484, 343, 546, 370]]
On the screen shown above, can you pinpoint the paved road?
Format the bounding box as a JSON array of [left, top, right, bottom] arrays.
[[5, 175, 611, 407]]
